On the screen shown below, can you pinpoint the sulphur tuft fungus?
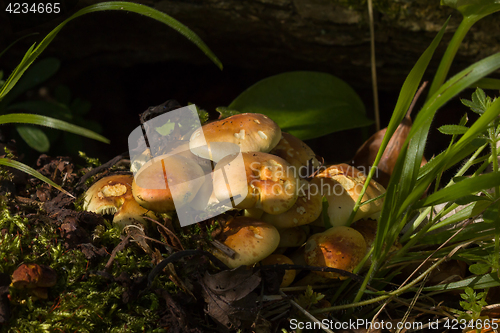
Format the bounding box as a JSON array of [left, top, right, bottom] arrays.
[[270, 132, 319, 178], [304, 226, 367, 280], [189, 113, 282, 162], [262, 179, 322, 228], [212, 152, 299, 215], [131, 154, 205, 213], [312, 164, 385, 227], [211, 217, 280, 269], [83, 174, 156, 229]]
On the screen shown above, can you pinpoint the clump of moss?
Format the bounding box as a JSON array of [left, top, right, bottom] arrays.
[[1, 193, 181, 332]]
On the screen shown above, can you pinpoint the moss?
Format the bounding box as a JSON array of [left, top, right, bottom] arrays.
[[0, 193, 180, 332]]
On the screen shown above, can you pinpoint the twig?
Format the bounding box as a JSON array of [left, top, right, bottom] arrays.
[[210, 240, 236, 259], [104, 234, 131, 272], [407, 81, 428, 118], [147, 249, 228, 286], [396, 273, 429, 333], [281, 284, 340, 292], [257, 264, 363, 281], [144, 216, 184, 250], [75, 152, 129, 190]]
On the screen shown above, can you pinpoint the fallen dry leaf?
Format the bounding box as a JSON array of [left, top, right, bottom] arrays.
[[201, 266, 261, 330]]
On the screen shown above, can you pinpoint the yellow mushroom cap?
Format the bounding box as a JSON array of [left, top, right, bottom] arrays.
[[270, 132, 319, 177], [132, 154, 205, 213], [189, 113, 281, 162], [260, 254, 296, 287], [312, 164, 385, 227], [213, 152, 299, 215], [83, 174, 156, 229], [262, 179, 322, 228], [211, 217, 280, 269], [304, 226, 367, 280]]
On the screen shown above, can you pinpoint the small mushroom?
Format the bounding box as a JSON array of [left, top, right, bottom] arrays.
[[211, 217, 280, 269], [270, 132, 319, 178], [132, 154, 205, 213], [312, 164, 385, 227], [189, 113, 281, 162], [11, 263, 57, 299], [260, 254, 296, 287], [304, 226, 367, 280], [212, 152, 299, 215], [262, 179, 322, 228], [83, 174, 156, 229]]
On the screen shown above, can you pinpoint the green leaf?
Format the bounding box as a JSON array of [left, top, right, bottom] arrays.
[[0, 158, 74, 198], [469, 263, 491, 275], [460, 301, 472, 310], [422, 273, 500, 291], [416, 172, 500, 208], [215, 107, 241, 119], [422, 215, 495, 244], [0, 33, 39, 60], [0, 1, 222, 102], [0, 113, 109, 143], [189, 104, 209, 125], [370, 19, 449, 258], [429, 0, 500, 98], [441, 0, 500, 18], [438, 124, 469, 135], [452, 176, 469, 183], [155, 122, 175, 136], [228, 71, 371, 140], [16, 125, 50, 152], [474, 78, 500, 90], [454, 194, 490, 205], [398, 53, 500, 216], [483, 205, 500, 223]]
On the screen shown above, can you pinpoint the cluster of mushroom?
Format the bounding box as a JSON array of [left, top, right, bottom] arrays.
[[83, 112, 386, 287]]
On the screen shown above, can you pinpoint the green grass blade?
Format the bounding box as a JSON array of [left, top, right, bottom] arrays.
[[421, 212, 494, 244], [395, 53, 500, 218], [474, 78, 500, 90], [0, 1, 222, 101], [416, 173, 500, 208], [422, 273, 500, 292], [0, 114, 109, 143], [368, 19, 449, 258], [351, 20, 449, 305], [0, 158, 74, 198], [0, 33, 38, 59]]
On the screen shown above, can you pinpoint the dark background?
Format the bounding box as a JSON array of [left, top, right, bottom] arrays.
[[1, 0, 498, 166]]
